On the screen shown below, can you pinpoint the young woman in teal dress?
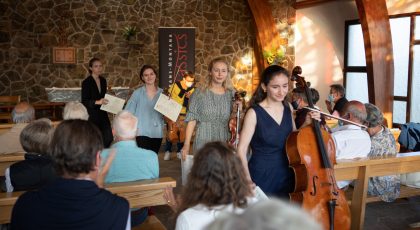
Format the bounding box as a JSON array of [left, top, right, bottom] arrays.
[[237, 65, 318, 198]]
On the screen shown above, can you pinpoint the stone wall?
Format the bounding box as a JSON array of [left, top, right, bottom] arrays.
[[0, 0, 256, 102]]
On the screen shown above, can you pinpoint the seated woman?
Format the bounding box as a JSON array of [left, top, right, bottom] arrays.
[[166, 141, 255, 230], [365, 103, 400, 202], [3, 118, 56, 192]]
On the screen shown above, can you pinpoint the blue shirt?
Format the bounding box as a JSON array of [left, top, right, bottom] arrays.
[[125, 86, 164, 138], [101, 140, 159, 184]]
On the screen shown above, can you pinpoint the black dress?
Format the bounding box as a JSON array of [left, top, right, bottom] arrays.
[[81, 76, 113, 147]]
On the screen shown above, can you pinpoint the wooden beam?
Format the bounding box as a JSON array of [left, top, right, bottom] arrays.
[[247, 0, 284, 78], [293, 0, 349, 9], [355, 0, 394, 127]]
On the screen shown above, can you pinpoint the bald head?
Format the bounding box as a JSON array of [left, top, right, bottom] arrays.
[[112, 110, 138, 140], [342, 100, 367, 125], [12, 102, 35, 123]]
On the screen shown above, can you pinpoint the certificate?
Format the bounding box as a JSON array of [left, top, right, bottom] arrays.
[[154, 94, 182, 122], [100, 94, 126, 114]]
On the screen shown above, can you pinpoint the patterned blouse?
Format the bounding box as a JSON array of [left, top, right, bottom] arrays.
[[185, 88, 234, 154], [367, 125, 400, 202]]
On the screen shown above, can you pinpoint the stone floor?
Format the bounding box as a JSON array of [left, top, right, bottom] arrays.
[[154, 151, 420, 230]]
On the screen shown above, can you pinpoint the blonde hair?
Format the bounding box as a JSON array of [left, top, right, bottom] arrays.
[[199, 57, 234, 91]]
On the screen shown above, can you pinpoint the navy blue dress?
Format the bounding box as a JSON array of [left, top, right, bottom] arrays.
[[249, 103, 295, 197]]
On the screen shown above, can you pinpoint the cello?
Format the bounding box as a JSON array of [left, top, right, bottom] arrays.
[[286, 66, 350, 230]]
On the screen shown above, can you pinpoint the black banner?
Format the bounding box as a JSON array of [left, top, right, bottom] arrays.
[[158, 27, 195, 89]]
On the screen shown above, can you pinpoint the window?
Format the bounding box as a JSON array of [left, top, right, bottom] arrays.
[[344, 13, 420, 126]]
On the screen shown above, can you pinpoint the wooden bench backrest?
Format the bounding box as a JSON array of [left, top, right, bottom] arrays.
[[0, 121, 61, 135], [0, 96, 20, 105], [334, 151, 420, 180], [0, 177, 176, 224], [0, 152, 25, 176]]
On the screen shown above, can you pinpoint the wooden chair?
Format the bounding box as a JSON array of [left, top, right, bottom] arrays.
[[0, 96, 21, 123]]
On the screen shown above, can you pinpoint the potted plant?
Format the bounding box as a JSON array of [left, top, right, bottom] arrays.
[[122, 25, 137, 41], [263, 46, 286, 66]]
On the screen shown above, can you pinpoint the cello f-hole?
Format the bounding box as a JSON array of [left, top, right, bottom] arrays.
[[310, 176, 318, 196]]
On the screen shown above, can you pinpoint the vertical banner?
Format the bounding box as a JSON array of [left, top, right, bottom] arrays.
[[159, 27, 195, 89]]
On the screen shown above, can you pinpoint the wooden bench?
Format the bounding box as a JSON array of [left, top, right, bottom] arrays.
[[0, 177, 176, 230], [334, 152, 420, 230], [0, 152, 25, 176], [0, 121, 61, 135], [0, 96, 21, 123]]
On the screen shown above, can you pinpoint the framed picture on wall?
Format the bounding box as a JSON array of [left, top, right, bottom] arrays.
[[52, 47, 76, 64]]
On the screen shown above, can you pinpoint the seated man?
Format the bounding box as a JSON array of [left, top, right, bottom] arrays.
[[11, 120, 130, 230], [62, 101, 89, 120], [291, 87, 324, 129], [101, 110, 159, 226], [3, 118, 56, 192], [365, 103, 400, 202], [0, 102, 35, 154], [325, 84, 348, 117], [331, 100, 371, 188]]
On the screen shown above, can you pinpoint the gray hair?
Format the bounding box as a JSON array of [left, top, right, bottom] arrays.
[[63, 101, 89, 120], [20, 118, 54, 154], [112, 110, 138, 139], [205, 199, 322, 230], [344, 100, 367, 123], [365, 103, 384, 128], [12, 102, 35, 123]]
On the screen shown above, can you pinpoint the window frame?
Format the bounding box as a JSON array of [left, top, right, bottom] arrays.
[[344, 12, 420, 127]]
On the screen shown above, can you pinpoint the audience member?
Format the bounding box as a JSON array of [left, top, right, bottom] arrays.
[[331, 100, 371, 188], [292, 87, 324, 129], [205, 199, 322, 230], [365, 103, 400, 202], [167, 142, 255, 230], [11, 120, 130, 230], [3, 118, 56, 192], [325, 84, 348, 117], [101, 110, 159, 226], [63, 101, 89, 120], [0, 102, 35, 154]]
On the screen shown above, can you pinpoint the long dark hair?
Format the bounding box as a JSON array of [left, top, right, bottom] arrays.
[[88, 57, 101, 75], [176, 142, 252, 216], [249, 65, 290, 106]]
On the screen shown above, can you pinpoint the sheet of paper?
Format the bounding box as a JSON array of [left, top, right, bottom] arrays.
[[154, 94, 182, 122], [254, 186, 269, 201], [100, 94, 126, 114]]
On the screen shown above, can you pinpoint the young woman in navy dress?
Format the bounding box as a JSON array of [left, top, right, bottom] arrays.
[[237, 65, 317, 198]]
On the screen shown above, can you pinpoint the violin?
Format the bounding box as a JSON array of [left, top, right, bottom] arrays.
[[286, 66, 350, 230], [228, 90, 246, 148]]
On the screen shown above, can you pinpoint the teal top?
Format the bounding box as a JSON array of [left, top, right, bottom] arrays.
[[101, 140, 159, 184], [125, 86, 164, 138]]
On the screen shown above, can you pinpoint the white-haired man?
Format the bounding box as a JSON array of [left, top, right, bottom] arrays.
[[100, 110, 158, 227], [0, 102, 35, 154]]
